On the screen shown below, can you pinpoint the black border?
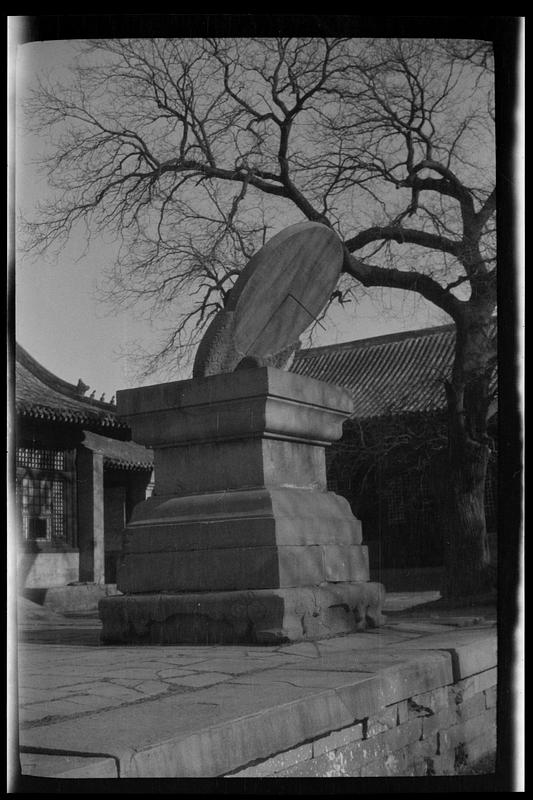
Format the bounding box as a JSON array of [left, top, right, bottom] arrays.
[[8, 14, 523, 794]]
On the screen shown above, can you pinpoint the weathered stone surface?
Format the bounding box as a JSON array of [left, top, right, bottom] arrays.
[[484, 685, 497, 709], [319, 719, 422, 773], [128, 486, 349, 527], [396, 699, 409, 725], [373, 716, 423, 752], [109, 365, 382, 642], [154, 438, 329, 495], [18, 618, 499, 779], [20, 752, 118, 778], [439, 707, 497, 753], [448, 637, 497, 681], [100, 582, 385, 645], [20, 676, 377, 778], [408, 734, 440, 760], [118, 544, 370, 594], [379, 651, 454, 705], [20, 683, 311, 777], [23, 583, 121, 615], [117, 368, 353, 451], [118, 545, 317, 593], [463, 729, 497, 765], [456, 692, 488, 722], [116, 485, 365, 598], [360, 751, 409, 777], [298, 629, 416, 653], [273, 750, 349, 778], [192, 307, 237, 378], [365, 705, 399, 737], [118, 364, 280, 416], [323, 545, 370, 582], [312, 722, 364, 757], [420, 705, 460, 739], [398, 629, 497, 681], [228, 742, 313, 777], [229, 667, 373, 691], [449, 667, 497, 704], [19, 551, 79, 589], [359, 738, 439, 777], [425, 750, 456, 775], [122, 491, 362, 552], [408, 686, 450, 717], [192, 222, 344, 377]]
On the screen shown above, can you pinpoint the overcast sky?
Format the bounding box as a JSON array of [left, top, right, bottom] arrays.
[[13, 38, 457, 398]]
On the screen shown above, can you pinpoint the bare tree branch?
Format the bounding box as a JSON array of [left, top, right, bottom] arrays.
[[19, 36, 496, 376]]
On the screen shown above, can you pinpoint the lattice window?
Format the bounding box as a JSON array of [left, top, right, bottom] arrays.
[[17, 447, 65, 470], [19, 476, 65, 542], [16, 446, 74, 545], [51, 480, 65, 539]]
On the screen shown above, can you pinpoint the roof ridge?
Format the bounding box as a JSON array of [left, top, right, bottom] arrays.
[[15, 342, 115, 410], [295, 323, 455, 359]]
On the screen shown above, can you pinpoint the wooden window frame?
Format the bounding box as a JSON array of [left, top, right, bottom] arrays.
[[16, 447, 77, 548]]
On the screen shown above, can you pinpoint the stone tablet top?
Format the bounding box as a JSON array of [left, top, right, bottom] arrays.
[[193, 222, 343, 377], [228, 221, 343, 356]]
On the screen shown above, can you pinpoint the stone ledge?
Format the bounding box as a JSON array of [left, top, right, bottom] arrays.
[[19, 627, 496, 779], [117, 367, 353, 421], [19, 647, 457, 777], [19, 752, 118, 778], [397, 630, 497, 681], [117, 368, 353, 449], [125, 488, 363, 549], [228, 670, 497, 778]]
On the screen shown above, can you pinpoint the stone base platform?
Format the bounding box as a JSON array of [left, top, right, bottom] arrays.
[[99, 582, 386, 645], [104, 368, 387, 645]]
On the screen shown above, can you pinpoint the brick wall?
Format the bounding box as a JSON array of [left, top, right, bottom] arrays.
[[228, 666, 497, 778]]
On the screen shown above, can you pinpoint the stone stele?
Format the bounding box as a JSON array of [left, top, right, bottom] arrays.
[[99, 223, 385, 644], [193, 221, 344, 377], [99, 368, 385, 644]]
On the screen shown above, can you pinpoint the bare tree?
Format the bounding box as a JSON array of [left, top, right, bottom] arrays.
[[19, 37, 498, 597]]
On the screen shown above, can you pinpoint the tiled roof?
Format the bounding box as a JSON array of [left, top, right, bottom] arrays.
[[291, 325, 458, 419], [82, 431, 153, 471], [15, 344, 128, 432]]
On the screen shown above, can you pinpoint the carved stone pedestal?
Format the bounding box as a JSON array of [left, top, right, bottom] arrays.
[[99, 368, 385, 644]]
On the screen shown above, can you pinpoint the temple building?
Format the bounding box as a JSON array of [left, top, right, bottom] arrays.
[[13, 324, 497, 602], [291, 324, 498, 586], [14, 344, 153, 599]]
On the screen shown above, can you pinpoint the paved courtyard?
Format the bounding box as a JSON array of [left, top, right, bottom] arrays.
[[10, 592, 498, 781]]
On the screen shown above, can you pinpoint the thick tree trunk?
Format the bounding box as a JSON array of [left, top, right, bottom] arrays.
[[441, 314, 497, 599], [443, 432, 493, 598]]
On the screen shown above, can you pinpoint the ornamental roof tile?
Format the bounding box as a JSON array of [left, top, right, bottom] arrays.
[[16, 343, 128, 432]]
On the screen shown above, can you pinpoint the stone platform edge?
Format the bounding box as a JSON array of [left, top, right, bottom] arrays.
[[98, 583, 385, 645], [19, 628, 496, 779]]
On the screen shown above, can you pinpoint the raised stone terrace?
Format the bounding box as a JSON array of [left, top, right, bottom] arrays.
[[13, 593, 497, 782]]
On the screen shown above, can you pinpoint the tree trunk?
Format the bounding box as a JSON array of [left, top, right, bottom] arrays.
[[443, 432, 493, 598], [441, 314, 497, 599]]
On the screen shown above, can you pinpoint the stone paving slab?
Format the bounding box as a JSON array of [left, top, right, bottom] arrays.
[[390, 628, 497, 680], [13, 606, 497, 779], [19, 752, 118, 778]]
